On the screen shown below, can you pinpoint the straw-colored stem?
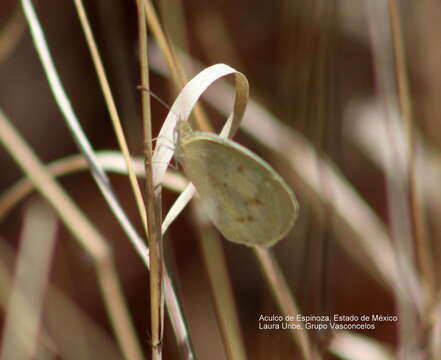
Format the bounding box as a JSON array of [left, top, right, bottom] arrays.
[[137, 1, 164, 358], [73, 0, 149, 238]]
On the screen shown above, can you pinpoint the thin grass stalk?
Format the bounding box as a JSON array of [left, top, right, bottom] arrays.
[[21, 0, 148, 271], [307, 2, 338, 331], [0, 251, 59, 359], [73, 0, 149, 239], [0, 107, 144, 360], [0, 153, 194, 359], [0, 240, 125, 359], [366, 0, 417, 292], [365, 1, 421, 357], [142, 0, 210, 132], [195, 208, 247, 360], [253, 248, 313, 360], [387, 0, 435, 297], [157, 0, 189, 54], [136, 1, 164, 358], [0, 201, 57, 360]]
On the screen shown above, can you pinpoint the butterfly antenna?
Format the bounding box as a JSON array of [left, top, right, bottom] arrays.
[[137, 86, 172, 111]]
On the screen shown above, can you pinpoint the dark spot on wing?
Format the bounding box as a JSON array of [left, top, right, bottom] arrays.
[[246, 197, 263, 206], [237, 164, 244, 173], [236, 216, 254, 223]]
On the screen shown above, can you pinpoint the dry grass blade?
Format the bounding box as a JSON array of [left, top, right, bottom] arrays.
[[0, 152, 193, 358], [0, 152, 187, 222], [0, 244, 58, 359], [143, 0, 185, 88], [142, 0, 209, 131], [20, 0, 148, 269], [0, 240, 125, 360], [0, 201, 57, 360], [72, 0, 149, 252], [0, 107, 143, 360], [242, 102, 422, 310], [157, 0, 189, 52], [347, 102, 441, 221]]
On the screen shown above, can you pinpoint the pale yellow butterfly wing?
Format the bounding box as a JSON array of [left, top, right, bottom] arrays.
[[180, 132, 298, 247]]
